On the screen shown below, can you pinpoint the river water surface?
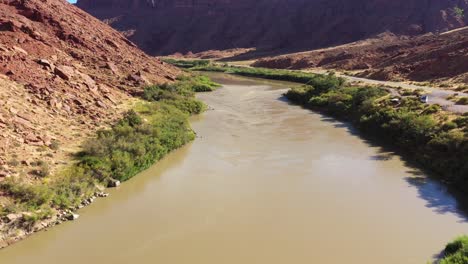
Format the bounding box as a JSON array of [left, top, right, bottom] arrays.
[[0, 73, 467, 263]]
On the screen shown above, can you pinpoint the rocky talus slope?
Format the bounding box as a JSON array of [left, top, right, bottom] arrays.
[[77, 0, 468, 55], [254, 29, 468, 87], [0, 0, 179, 238]]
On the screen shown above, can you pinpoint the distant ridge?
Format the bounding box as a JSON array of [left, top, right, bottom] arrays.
[[78, 0, 468, 55]]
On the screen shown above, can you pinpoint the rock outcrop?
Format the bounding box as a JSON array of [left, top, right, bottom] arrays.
[[78, 0, 468, 55]]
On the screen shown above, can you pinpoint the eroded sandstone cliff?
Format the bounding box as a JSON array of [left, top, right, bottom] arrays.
[[77, 0, 468, 55]]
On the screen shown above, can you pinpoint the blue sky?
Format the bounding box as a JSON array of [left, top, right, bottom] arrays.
[[67, 0, 77, 3]]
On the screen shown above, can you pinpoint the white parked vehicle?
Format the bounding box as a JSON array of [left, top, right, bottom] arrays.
[[420, 95, 429, 103]]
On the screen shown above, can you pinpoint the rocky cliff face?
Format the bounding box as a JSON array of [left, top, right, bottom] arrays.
[[77, 0, 468, 55], [0, 0, 178, 186]]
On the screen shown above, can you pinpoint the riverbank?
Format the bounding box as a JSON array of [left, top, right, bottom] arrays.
[[1, 72, 466, 263], [165, 60, 468, 196], [164, 59, 468, 114], [0, 74, 219, 248], [166, 62, 468, 263], [283, 78, 468, 195]]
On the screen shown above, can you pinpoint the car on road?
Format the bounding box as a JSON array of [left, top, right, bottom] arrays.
[[420, 95, 429, 103]]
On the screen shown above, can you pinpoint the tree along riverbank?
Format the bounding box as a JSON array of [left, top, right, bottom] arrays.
[[0, 74, 220, 248], [165, 59, 468, 263]]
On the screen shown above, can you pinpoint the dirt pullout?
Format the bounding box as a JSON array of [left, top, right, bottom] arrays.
[[253, 30, 468, 88], [0, 0, 178, 205]]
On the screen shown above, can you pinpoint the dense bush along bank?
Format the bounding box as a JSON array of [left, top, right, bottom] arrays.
[[438, 236, 468, 263], [164, 59, 344, 85], [165, 59, 468, 194], [284, 76, 468, 193], [162, 58, 210, 69], [281, 71, 468, 264], [0, 75, 219, 229]]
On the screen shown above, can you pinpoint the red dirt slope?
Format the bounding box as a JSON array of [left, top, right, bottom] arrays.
[[0, 0, 179, 181], [254, 29, 468, 86]]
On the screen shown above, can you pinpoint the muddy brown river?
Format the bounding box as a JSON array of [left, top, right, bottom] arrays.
[[0, 73, 467, 263]]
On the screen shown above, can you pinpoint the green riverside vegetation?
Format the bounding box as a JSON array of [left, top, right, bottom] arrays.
[[438, 236, 468, 263], [162, 58, 210, 69], [165, 59, 468, 263], [164, 59, 334, 85], [0, 74, 219, 225], [284, 76, 468, 193], [167, 59, 468, 193]]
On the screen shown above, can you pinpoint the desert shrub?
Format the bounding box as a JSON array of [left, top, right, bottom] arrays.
[[163, 97, 206, 114], [35, 162, 50, 177], [454, 117, 468, 128], [51, 167, 97, 209], [7, 159, 19, 167], [49, 140, 60, 150], [143, 74, 219, 105], [29, 160, 50, 177], [442, 122, 458, 131], [285, 85, 315, 104], [456, 97, 468, 105], [413, 88, 425, 96], [0, 178, 53, 210], [143, 85, 182, 101], [22, 208, 53, 227], [292, 85, 388, 118], [423, 104, 442, 114], [179, 75, 221, 92]]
